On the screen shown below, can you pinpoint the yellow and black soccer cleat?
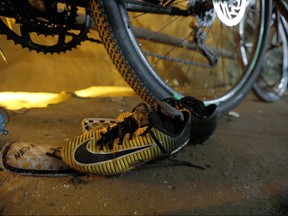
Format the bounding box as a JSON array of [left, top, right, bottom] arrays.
[[61, 102, 191, 176]]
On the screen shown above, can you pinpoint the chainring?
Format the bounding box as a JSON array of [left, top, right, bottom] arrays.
[[0, 0, 91, 54]]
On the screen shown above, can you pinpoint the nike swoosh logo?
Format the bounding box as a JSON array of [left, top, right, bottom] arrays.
[[73, 138, 156, 165]]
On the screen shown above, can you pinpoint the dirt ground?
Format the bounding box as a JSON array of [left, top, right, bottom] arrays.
[[0, 36, 288, 215]]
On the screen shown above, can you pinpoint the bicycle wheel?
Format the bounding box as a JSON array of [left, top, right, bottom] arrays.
[[91, 0, 272, 116], [253, 15, 288, 102]]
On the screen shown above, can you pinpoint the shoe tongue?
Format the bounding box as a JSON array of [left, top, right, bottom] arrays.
[[131, 111, 150, 128], [130, 103, 151, 128], [132, 102, 150, 113], [130, 101, 184, 134]]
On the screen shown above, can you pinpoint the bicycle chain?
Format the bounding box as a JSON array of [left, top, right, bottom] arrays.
[[143, 51, 213, 68]]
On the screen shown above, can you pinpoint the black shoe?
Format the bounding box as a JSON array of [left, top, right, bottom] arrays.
[[163, 96, 218, 144]]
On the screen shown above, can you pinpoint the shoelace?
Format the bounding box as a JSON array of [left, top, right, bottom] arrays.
[[97, 103, 152, 150], [97, 101, 184, 150], [149, 130, 205, 169]]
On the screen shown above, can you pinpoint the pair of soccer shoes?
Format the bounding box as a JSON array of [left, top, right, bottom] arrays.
[[61, 97, 218, 176]]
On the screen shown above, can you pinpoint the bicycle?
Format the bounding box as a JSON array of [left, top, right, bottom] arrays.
[[0, 0, 272, 116]]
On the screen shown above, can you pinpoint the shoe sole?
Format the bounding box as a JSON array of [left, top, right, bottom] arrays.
[[0, 141, 77, 176]]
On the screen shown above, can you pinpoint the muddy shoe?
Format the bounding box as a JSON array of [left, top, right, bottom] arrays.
[[62, 102, 192, 176]]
